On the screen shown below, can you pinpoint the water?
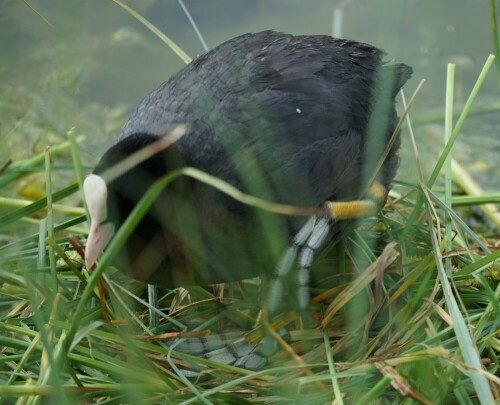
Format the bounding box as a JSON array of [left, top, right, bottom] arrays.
[[0, 0, 498, 190]]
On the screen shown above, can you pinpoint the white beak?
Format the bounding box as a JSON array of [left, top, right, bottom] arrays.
[[83, 174, 115, 269]]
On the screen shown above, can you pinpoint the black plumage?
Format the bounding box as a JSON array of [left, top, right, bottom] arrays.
[[85, 30, 412, 287]]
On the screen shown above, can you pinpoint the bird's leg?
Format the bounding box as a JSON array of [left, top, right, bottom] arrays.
[[266, 182, 387, 315], [323, 182, 386, 220], [267, 216, 330, 315], [169, 183, 388, 374]]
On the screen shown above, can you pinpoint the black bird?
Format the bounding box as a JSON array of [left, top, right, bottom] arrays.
[[84, 31, 412, 308]]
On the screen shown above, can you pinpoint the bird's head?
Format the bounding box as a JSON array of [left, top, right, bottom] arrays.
[[83, 132, 183, 270]]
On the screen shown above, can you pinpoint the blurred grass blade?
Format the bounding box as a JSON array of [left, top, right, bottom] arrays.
[[0, 215, 86, 251], [0, 136, 84, 188], [68, 128, 90, 221], [0, 183, 79, 228], [401, 89, 424, 183], [411, 101, 500, 127], [180, 167, 317, 216], [366, 79, 425, 190], [46, 237, 87, 284], [112, 0, 192, 64], [22, 0, 52, 26], [323, 329, 344, 405], [44, 147, 57, 289], [70, 321, 105, 352], [451, 158, 500, 226], [451, 192, 500, 206], [0, 195, 84, 216], [444, 63, 455, 275], [489, 0, 500, 86], [178, 0, 209, 51], [427, 54, 495, 190]]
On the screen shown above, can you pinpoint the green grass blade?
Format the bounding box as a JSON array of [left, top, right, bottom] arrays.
[[0, 137, 84, 189], [44, 148, 57, 289], [424, 189, 496, 405], [451, 193, 500, 206], [489, 0, 500, 87], [454, 250, 500, 280], [21, 0, 52, 26], [178, 0, 209, 51], [444, 63, 455, 275], [68, 128, 89, 220], [112, 0, 192, 64], [427, 54, 495, 190], [0, 184, 79, 228], [403, 55, 496, 236], [324, 328, 344, 404]]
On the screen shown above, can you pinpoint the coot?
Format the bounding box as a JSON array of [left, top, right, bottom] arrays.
[[84, 31, 412, 301]]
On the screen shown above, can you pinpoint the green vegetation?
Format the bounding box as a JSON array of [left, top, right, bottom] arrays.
[[0, 2, 498, 404]]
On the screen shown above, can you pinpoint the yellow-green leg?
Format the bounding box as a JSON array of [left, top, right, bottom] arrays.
[[267, 182, 387, 315]]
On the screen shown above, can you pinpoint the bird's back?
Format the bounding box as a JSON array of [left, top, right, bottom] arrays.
[[120, 31, 410, 208]]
